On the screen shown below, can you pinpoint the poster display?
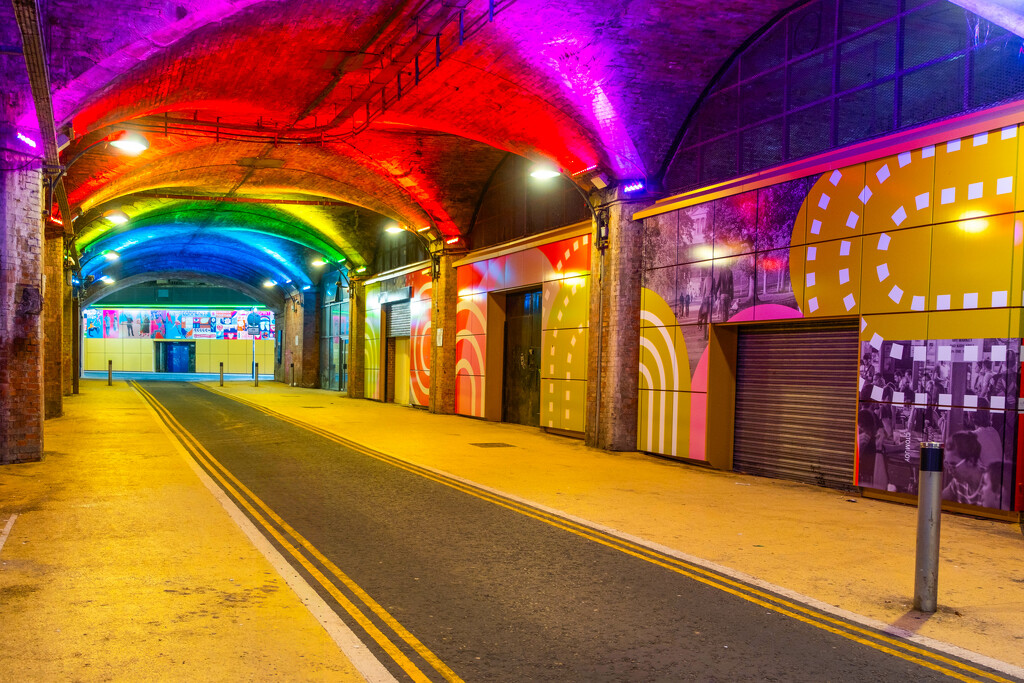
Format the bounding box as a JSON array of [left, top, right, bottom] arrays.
[[84, 308, 275, 340], [857, 337, 1020, 510]]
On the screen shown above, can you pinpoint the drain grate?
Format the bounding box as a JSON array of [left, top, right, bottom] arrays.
[[302, 406, 325, 409], [470, 442, 514, 448]]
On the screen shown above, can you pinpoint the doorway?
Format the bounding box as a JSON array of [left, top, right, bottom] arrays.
[[502, 289, 542, 426], [155, 341, 196, 373]]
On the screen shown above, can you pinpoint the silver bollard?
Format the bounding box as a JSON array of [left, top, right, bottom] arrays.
[[254, 362, 259, 387], [914, 441, 944, 612], [107, 360, 113, 386], [290, 362, 295, 387], [219, 361, 224, 387]]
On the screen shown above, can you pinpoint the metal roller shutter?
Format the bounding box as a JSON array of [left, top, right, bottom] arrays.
[[386, 301, 411, 337], [733, 319, 860, 491]]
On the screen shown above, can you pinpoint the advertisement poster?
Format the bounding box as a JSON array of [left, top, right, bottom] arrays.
[[84, 308, 275, 340]]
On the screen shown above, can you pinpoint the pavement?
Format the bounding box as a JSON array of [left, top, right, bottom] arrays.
[[2, 378, 1023, 681]]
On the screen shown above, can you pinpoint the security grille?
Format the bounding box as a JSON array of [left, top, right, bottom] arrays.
[[733, 319, 860, 491]]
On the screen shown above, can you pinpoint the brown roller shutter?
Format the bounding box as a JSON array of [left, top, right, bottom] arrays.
[[733, 319, 860, 491]]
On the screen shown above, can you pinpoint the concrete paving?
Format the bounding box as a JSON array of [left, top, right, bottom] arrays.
[[1, 378, 1023, 680], [0, 380, 364, 682]]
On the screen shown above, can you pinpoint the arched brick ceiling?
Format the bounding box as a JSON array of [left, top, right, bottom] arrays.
[[79, 228, 314, 293], [15, 0, 824, 291], [76, 200, 357, 265]]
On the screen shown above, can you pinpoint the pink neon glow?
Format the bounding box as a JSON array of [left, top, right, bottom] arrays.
[[16, 132, 37, 148]]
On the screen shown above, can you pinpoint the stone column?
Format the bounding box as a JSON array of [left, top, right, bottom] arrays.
[[585, 190, 646, 451], [347, 279, 365, 398], [429, 253, 457, 415], [43, 235, 63, 418], [0, 147, 45, 463]]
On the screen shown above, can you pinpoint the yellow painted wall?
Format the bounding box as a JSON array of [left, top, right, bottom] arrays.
[[83, 338, 273, 374]]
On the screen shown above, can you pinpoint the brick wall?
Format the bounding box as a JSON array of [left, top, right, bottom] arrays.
[[585, 193, 646, 451], [429, 254, 457, 414], [0, 149, 45, 464], [275, 291, 319, 387], [43, 236, 64, 418]]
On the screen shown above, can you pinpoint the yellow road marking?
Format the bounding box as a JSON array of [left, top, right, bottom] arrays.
[[196, 383, 1016, 683], [132, 382, 462, 683]]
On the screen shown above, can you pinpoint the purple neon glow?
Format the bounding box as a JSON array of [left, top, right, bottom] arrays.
[[16, 132, 37, 148], [623, 180, 645, 193]]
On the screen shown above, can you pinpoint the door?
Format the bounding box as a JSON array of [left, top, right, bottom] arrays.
[[503, 289, 542, 426], [159, 341, 196, 373], [394, 337, 411, 405], [733, 319, 860, 490]]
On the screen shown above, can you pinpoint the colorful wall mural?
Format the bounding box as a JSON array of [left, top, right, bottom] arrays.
[[364, 267, 432, 405], [455, 232, 591, 430], [83, 308, 275, 340], [640, 122, 1024, 510], [82, 307, 275, 373]]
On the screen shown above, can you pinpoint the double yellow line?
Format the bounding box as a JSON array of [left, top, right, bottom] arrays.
[[132, 381, 463, 683], [193, 383, 1016, 683]]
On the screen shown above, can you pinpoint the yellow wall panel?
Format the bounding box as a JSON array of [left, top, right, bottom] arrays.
[[196, 356, 211, 373], [227, 356, 251, 374], [860, 225, 932, 315], [929, 213, 1014, 311], [928, 309, 1010, 340], [195, 339, 211, 356], [864, 148, 935, 233], [802, 235, 863, 318], [84, 352, 105, 372], [103, 338, 122, 356], [934, 130, 1017, 224], [122, 354, 141, 372]]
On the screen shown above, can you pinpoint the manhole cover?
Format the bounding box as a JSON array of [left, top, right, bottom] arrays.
[[470, 442, 514, 448]]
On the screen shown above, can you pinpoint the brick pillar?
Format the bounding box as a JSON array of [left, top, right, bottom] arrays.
[[0, 147, 45, 464], [71, 296, 80, 394], [275, 291, 319, 387], [347, 280, 365, 398], [429, 253, 457, 414], [43, 235, 63, 418], [585, 191, 646, 451], [63, 263, 73, 396]]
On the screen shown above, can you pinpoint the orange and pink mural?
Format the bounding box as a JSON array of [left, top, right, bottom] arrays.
[[455, 233, 591, 430]]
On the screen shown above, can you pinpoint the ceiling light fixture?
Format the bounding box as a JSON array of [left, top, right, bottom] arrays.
[[109, 131, 150, 155], [104, 250, 119, 261], [530, 165, 561, 180], [311, 259, 326, 267], [385, 224, 405, 234], [103, 209, 129, 225]]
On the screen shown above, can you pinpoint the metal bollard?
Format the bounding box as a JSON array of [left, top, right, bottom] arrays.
[[108, 360, 113, 386], [219, 361, 224, 387], [290, 362, 295, 387], [254, 362, 259, 387], [914, 441, 944, 612]]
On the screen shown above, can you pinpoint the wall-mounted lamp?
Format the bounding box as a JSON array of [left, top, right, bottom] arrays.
[[385, 224, 405, 234]]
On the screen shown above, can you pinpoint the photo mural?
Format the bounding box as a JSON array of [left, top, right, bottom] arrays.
[[640, 122, 1024, 510], [455, 233, 591, 430]]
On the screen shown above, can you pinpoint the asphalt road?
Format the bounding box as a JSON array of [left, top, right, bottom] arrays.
[[139, 381, 1011, 683]]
